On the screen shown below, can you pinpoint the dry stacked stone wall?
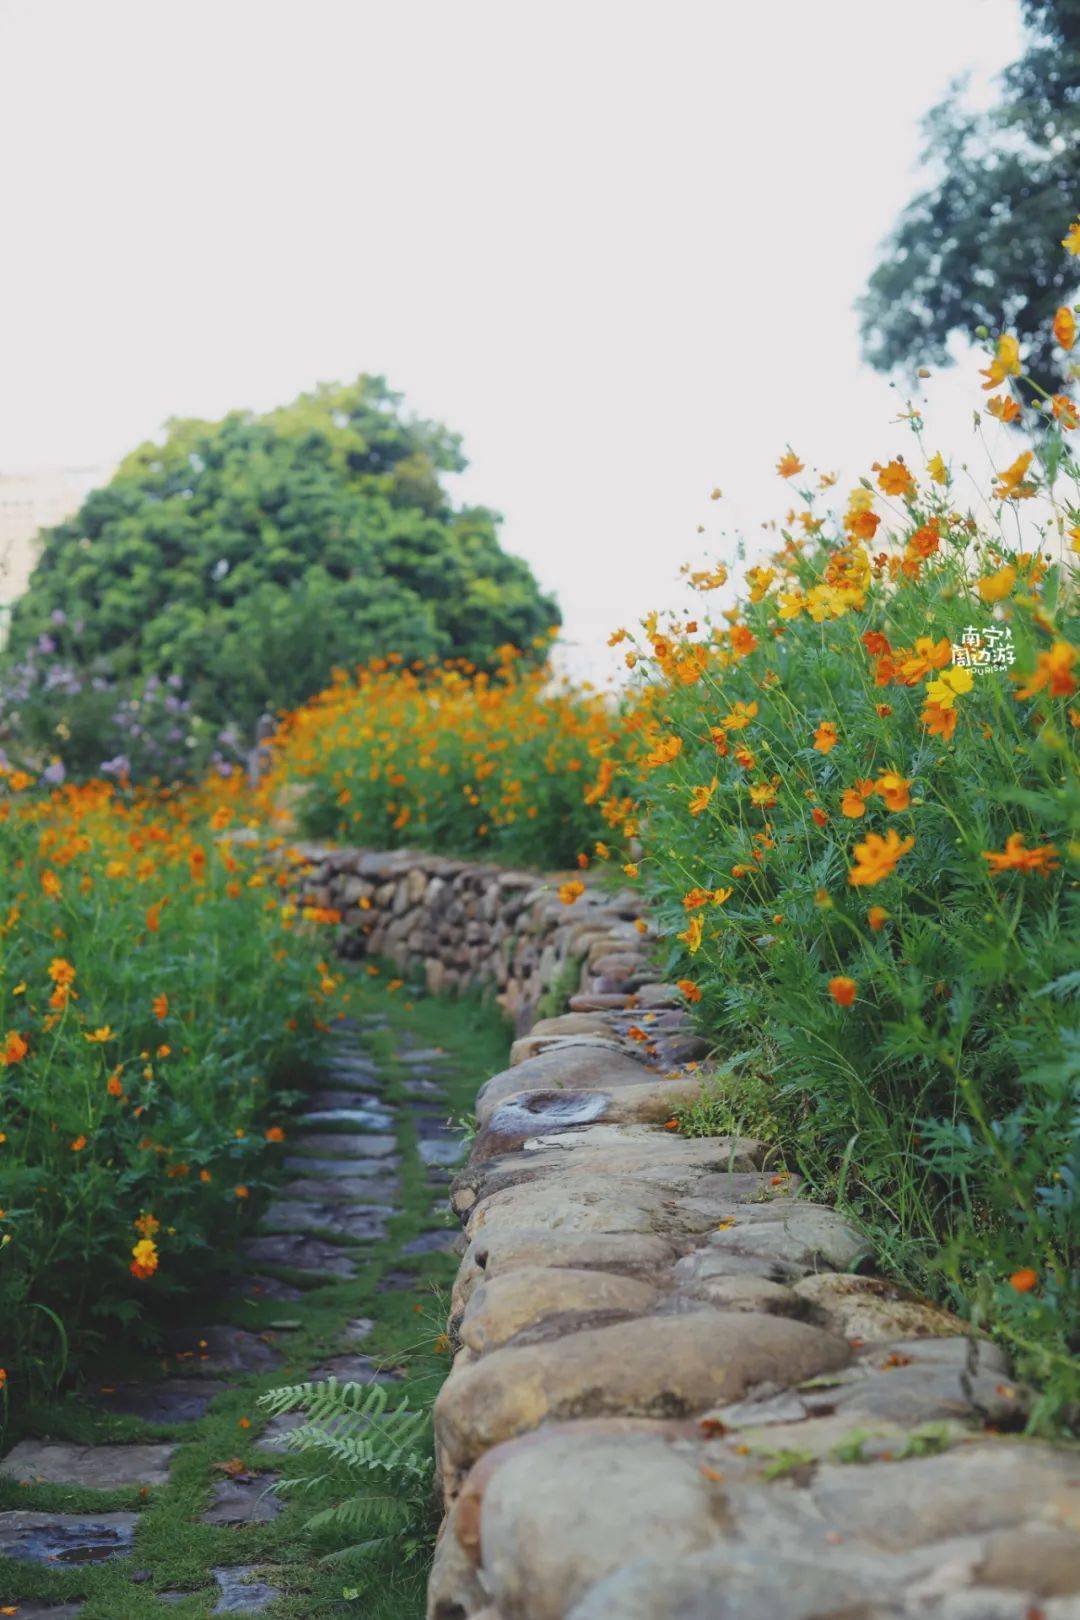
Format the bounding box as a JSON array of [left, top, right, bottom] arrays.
[[286, 845, 1080, 1620]]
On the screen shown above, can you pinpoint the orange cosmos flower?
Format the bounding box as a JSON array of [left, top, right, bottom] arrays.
[[993, 451, 1035, 501], [1, 1031, 28, 1066], [813, 722, 839, 754], [152, 993, 168, 1021], [921, 700, 958, 741], [677, 980, 702, 1004], [874, 771, 911, 812], [749, 781, 777, 808], [841, 779, 875, 818], [145, 903, 162, 933], [688, 779, 717, 817], [235, 1185, 249, 1199], [848, 828, 915, 887], [874, 459, 914, 497], [107, 1071, 124, 1097], [40, 870, 61, 899], [70, 1135, 88, 1152], [683, 888, 712, 910], [265, 1126, 286, 1142], [811, 807, 829, 828], [982, 833, 1060, 876], [48, 958, 76, 986], [986, 393, 1021, 424], [558, 880, 585, 905], [645, 735, 683, 768], [776, 451, 804, 479], [1052, 305, 1076, 350], [867, 906, 889, 931], [677, 915, 704, 955], [1014, 640, 1077, 700], [721, 701, 758, 731], [1051, 393, 1079, 429], [728, 625, 757, 659], [980, 333, 1022, 389], [828, 976, 857, 1007], [897, 637, 952, 684], [1009, 1267, 1038, 1293]]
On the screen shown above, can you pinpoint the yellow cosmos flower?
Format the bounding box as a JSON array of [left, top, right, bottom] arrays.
[[925, 667, 974, 709], [978, 564, 1017, 603]]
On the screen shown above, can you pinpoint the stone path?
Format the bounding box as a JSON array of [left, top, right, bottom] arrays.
[[0, 1009, 471, 1619]]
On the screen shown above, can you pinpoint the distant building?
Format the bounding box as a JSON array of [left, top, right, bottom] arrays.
[[0, 466, 110, 626]]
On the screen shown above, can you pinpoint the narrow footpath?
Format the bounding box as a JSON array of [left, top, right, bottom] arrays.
[[0, 975, 509, 1620]]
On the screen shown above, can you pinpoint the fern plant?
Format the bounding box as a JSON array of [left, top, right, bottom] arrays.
[[258, 1377, 435, 1569]]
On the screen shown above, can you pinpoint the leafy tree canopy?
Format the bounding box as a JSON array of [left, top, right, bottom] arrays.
[[7, 376, 559, 734], [859, 0, 1080, 389]]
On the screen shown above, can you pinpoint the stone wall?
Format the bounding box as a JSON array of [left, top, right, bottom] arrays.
[[288, 844, 1080, 1620], [283, 844, 667, 1035]]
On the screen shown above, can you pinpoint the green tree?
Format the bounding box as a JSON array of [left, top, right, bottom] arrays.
[[7, 377, 559, 735], [859, 0, 1080, 390]]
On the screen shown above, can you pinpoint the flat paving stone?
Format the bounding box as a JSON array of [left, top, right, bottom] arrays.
[[284, 1153, 401, 1178], [418, 1136, 467, 1167], [227, 1273, 304, 1303], [324, 1057, 382, 1079], [282, 1174, 400, 1205], [260, 1199, 388, 1241], [397, 1047, 448, 1065], [202, 1474, 281, 1525], [297, 1106, 395, 1131], [254, 1411, 307, 1453], [163, 1325, 283, 1375], [306, 1088, 384, 1110], [0, 1509, 138, 1564], [1, 1439, 175, 1488], [306, 1353, 402, 1384], [241, 1234, 357, 1277], [402, 1078, 447, 1099], [89, 1379, 228, 1422], [378, 1268, 421, 1292], [401, 1228, 460, 1255], [345, 1316, 375, 1341], [212, 1565, 281, 1613], [290, 1132, 398, 1159]]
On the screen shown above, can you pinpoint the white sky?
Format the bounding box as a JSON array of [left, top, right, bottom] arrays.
[[0, 0, 1026, 677]]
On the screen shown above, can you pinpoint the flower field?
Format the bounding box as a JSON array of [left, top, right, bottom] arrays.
[[0, 775, 336, 1392], [595, 276, 1080, 1423], [265, 644, 632, 870]]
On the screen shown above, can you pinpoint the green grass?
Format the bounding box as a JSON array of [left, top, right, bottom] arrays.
[[0, 966, 511, 1618]]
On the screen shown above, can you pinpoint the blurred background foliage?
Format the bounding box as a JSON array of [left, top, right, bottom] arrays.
[[2, 376, 558, 776]]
